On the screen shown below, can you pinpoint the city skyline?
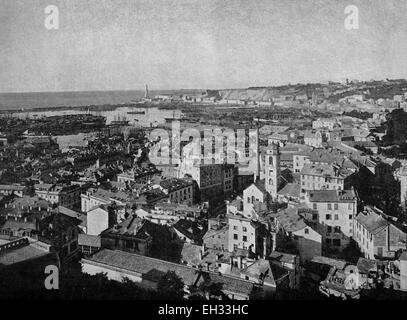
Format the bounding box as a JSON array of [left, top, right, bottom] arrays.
[[2, 0, 407, 93]]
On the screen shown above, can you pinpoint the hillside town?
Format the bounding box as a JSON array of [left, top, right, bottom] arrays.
[[1, 79, 407, 300]]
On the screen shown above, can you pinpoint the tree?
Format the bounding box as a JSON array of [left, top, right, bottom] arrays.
[[156, 271, 185, 300], [196, 281, 224, 300]]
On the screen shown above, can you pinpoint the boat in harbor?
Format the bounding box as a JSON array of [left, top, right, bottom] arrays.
[[127, 110, 145, 115]]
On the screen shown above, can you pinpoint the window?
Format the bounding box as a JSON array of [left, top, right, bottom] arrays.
[[333, 239, 341, 246], [312, 214, 318, 220], [327, 203, 332, 210], [304, 228, 309, 234], [334, 226, 341, 233], [326, 214, 331, 220], [243, 236, 247, 242], [334, 214, 339, 220], [313, 203, 317, 210], [233, 226, 238, 230], [334, 203, 339, 210], [247, 197, 250, 203], [349, 215, 353, 219], [327, 226, 332, 233], [348, 203, 352, 210], [233, 234, 238, 240], [242, 227, 247, 232]]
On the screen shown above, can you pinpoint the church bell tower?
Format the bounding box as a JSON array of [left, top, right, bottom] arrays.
[[265, 140, 280, 199]]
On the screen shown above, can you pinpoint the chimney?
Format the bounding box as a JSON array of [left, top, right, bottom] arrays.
[[238, 256, 242, 269], [263, 237, 268, 258]]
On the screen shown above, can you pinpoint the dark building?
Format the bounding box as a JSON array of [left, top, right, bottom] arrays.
[[100, 215, 152, 256]]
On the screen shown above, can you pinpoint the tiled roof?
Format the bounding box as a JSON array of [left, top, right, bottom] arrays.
[[268, 251, 297, 264], [0, 243, 49, 266], [173, 219, 205, 242], [58, 206, 86, 223], [0, 184, 25, 191], [356, 257, 377, 274], [310, 256, 347, 270], [307, 189, 356, 202], [275, 207, 309, 233], [253, 179, 267, 195], [356, 207, 388, 235], [78, 234, 101, 248], [301, 163, 353, 178], [84, 248, 254, 296], [85, 249, 199, 286], [241, 259, 288, 287], [160, 178, 192, 192], [278, 183, 301, 198], [102, 215, 151, 240]]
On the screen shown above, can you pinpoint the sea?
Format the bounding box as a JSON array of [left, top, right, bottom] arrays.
[[0, 90, 191, 126]]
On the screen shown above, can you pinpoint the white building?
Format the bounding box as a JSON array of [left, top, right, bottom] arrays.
[[305, 189, 357, 251]]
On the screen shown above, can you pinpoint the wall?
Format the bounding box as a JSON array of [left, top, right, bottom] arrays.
[[87, 207, 109, 236]]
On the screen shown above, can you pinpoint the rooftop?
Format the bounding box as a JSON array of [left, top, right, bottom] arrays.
[[356, 207, 389, 235], [301, 163, 354, 179], [307, 189, 357, 203], [83, 249, 255, 296]]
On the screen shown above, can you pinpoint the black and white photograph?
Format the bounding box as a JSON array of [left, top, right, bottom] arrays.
[[1, 0, 407, 310]]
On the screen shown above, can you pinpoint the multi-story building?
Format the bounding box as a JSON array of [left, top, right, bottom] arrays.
[[300, 163, 354, 192], [178, 160, 224, 204], [304, 189, 357, 251], [100, 215, 153, 256], [134, 203, 205, 225], [35, 183, 82, 209], [274, 207, 322, 263], [222, 164, 236, 195], [157, 177, 194, 205], [354, 206, 407, 259], [0, 184, 25, 197], [117, 166, 160, 184], [242, 180, 269, 218], [227, 211, 270, 257], [37, 212, 80, 263], [293, 153, 310, 173], [312, 118, 338, 131], [203, 218, 229, 251], [81, 188, 129, 212], [303, 130, 328, 148]]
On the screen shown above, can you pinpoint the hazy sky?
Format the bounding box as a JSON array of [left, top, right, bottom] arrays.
[[1, 0, 407, 92]]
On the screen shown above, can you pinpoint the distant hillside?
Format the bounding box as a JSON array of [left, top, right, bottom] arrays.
[[219, 86, 309, 101]]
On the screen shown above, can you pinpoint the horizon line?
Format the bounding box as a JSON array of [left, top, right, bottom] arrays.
[[1, 77, 405, 95]]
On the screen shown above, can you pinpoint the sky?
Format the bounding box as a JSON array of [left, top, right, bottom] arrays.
[[1, 0, 407, 92]]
